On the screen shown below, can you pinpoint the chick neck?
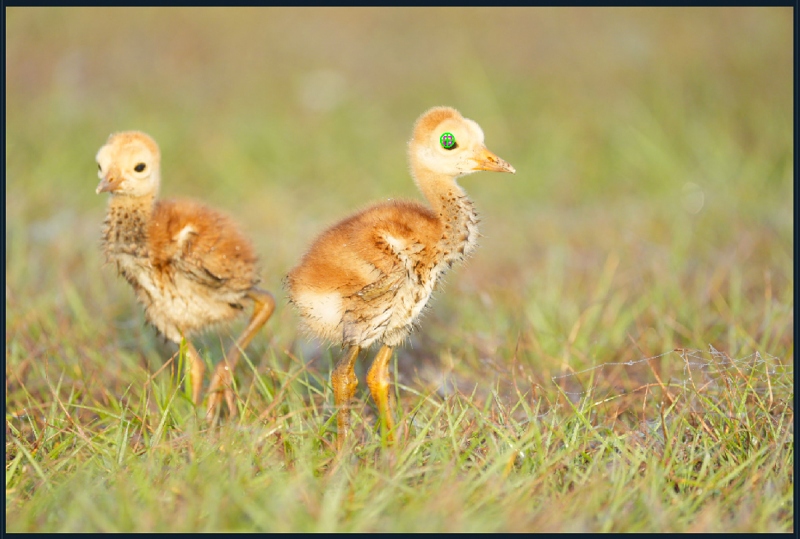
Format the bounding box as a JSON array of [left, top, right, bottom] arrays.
[[102, 192, 157, 259], [412, 162, 479, 264]]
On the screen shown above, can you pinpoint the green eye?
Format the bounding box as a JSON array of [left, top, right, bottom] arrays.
[[440, 132, 457, 150], [134, 163, 146, 173]]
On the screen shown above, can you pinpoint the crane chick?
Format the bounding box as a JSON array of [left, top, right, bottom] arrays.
[[285, 107, 515, 449], [96, 131, 274, 420]]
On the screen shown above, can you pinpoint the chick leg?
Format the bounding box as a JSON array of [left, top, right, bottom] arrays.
[[366, 345, 395, 443], [332, 345, 360, 451], [184, 340, 206, 406], [207, 288, 276, 421]]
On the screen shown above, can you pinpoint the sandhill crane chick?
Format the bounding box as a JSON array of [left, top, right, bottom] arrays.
[[96, 131, 275, 419], [285, 107, 515, 449]]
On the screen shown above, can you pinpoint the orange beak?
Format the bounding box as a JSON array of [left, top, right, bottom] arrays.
[[471, 147, 516, 174], [96, 171, 122, 194]]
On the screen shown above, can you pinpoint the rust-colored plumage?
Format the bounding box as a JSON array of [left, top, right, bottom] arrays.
[[285, 107, 515, 449], [96, 131, 274, 419]]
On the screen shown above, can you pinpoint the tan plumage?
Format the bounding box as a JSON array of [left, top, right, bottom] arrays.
[[285, 106, 515, 449], [96, 131, 275, 419]]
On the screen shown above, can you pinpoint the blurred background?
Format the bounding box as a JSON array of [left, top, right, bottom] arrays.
[[6, 8, 793, 390]]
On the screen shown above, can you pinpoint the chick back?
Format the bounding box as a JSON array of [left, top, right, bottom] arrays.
[[285, 199, 444, 347], [103, 196, 260, 342]]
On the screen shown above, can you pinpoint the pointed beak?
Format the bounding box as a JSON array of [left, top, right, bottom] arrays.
[[471, 147, 516, 174], [96, 171, 121, 194]]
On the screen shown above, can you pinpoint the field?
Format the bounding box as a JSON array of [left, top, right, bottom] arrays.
[[5, 7, 793, 532]]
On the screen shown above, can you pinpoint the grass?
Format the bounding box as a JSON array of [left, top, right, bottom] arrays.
[[5, 7, 794, 532]]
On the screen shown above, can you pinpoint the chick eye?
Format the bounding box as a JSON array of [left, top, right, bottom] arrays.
[[440, 132, 457, 150], [134, 163, 146, 173], [97, 163, 102, 172]]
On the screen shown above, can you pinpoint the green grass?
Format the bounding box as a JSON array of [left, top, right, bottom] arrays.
[[6, 7, 793, 532]]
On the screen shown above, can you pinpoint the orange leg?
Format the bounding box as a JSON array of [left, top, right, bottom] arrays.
[[206, 288, 275, 421], [184, 340, 206, 406], [366, 345, 395, 443], [331, 345, 360, 451]]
